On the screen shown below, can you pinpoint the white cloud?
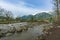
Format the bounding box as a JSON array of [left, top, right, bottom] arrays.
[[0, 0, 50, 17]]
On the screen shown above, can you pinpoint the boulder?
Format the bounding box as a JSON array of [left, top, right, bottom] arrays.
[[16, 27, 23, 33], [5, 33, 13, 36], [8, 27, 16, 33]]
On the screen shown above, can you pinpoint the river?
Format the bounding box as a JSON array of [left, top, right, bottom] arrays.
[[0, 22, 49, 40]]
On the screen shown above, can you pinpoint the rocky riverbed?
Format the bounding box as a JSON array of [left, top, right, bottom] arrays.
[[0, 22, 52, 40]]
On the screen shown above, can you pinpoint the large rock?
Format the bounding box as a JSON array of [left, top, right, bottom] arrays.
[[8, 27, 16, 33], [5, 33, 13, 36], [0, 29, 8, 37], [15, 27, 23, 33]]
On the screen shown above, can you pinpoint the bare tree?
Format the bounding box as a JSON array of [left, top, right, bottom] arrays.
[[53, 0, 60, 23], [5, 11, 13, 21]]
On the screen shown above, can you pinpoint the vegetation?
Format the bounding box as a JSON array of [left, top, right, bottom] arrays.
[[53, 0, 60, 24], [0, 0, 60, 24], [0, 8, 52, 24]]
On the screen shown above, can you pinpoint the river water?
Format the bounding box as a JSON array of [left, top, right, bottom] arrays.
[[0, 22, 47, 40]]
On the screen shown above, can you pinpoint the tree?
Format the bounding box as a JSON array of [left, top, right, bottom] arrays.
[[0, 8, 5, 16], [0, 8, 14, 21], [5, 11, 13, 21], [53, 0, 60, 23], [16, 16, 21, 21], [27, 15, 34, 22]]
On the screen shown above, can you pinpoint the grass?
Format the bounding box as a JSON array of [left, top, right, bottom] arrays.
[[0, 21, 20, 24]]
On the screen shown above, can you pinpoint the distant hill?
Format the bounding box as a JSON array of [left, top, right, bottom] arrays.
[[21, 12, 52, 21], [20, 15, 33, 21], [34, 12, 52, 20]]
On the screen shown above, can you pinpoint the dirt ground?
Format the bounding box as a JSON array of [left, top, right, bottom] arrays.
[[45, 27, 60, 40]]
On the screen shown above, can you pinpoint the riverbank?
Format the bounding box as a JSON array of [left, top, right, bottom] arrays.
[[0, 22, 51, 40], [0, 21, 21, 24], [0, 22, 53, 40], [36, 25, 60, 40]]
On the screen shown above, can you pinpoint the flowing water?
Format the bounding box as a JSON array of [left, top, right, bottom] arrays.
[[0, 22, 47, 40]]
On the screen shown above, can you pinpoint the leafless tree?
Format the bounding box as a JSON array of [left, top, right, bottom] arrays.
[[53, 0, 60, 22]]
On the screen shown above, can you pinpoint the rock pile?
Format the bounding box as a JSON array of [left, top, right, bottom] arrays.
[[0, 23, 34, 38], [36, 26, 60, 40]]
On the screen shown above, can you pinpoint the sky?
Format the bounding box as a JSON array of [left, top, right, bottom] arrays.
[[0, 0, 53, 17]]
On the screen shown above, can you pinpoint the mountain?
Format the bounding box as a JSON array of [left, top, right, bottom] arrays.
[[34, 12, 52, 20], [21, 15, 33, 18], [21, 15, 33, 21], [20, 12, 52, 21]]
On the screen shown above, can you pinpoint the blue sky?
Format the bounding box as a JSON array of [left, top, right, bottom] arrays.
[[0, 0, 52, 17]]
